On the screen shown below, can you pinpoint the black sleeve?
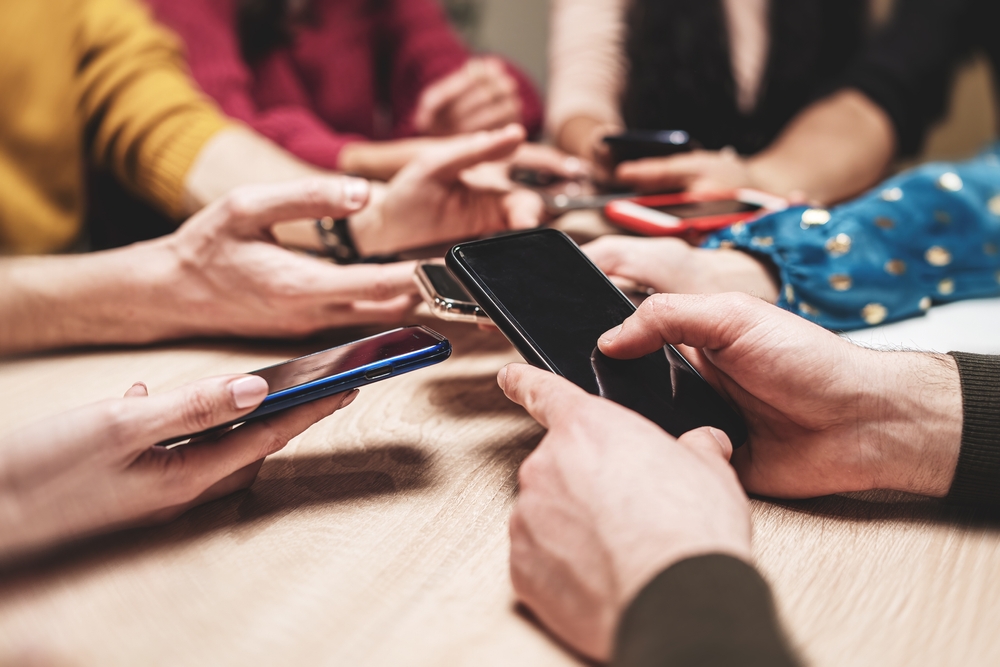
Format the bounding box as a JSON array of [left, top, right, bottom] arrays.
[[946, 353, 1000, 508], [613, 555, 799, 667], [842, 0, 977, 157]]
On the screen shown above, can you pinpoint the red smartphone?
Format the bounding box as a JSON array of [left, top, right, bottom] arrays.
[[603, 189, 787, 236]]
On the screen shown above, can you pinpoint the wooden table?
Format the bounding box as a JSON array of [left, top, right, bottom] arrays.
[[2, 214, 999, 666]]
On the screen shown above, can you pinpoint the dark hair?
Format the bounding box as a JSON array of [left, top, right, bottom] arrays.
[[237, 0, 296, 63]]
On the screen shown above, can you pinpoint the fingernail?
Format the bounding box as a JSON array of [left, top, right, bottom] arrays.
[[497, 365, 508, 388], [231, 376, 269, 409], [344, 178, 370, 208], [340, 389, 360, 409], [564, 157, 583, 175], [707, 428, 732, 456], [599, 325, 622, 346]]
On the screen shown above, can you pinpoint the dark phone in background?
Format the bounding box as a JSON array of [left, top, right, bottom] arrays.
[[603, 130, 698, 165], [447, 229, 747, 445]]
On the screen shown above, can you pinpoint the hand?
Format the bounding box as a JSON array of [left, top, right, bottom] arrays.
[[598, 293, 964, 499], [0, 375, 357, 561], [499, 364, 750, 661], [583, 235, 780, 303], [148, 177, 422, 340], [616, 149, 757, 194], [414, 57, 523, 136], [556, 117, 620, 183], [352, 124, 543, 256], [509, 143, 591, 182]]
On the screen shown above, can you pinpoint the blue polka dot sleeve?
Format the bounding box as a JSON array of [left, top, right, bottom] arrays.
[[705, 143, 1000, 330]]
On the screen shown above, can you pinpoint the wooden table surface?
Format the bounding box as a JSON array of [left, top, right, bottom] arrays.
[[1, 214, 999, 667]]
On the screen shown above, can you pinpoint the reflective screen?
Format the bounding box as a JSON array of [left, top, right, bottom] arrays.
[[423, 264, 475, 303], [455, 230, 746, 444], [253, 328, 440, 393], [653, 200, 760, 219]]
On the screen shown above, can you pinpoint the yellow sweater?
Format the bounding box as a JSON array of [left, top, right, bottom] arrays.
[[0, 0, 229, 254]]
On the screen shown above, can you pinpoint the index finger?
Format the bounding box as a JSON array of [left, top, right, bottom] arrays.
[[407, 124, 526, 183], [497, 363, 590, 429], [597, 293, 777, 359], [615, 155, 699, 191], [208, 177, 371, 236]]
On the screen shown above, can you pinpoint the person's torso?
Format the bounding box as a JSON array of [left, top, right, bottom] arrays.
[[622, 0, 869, 154], [0, 0, 86, 254]]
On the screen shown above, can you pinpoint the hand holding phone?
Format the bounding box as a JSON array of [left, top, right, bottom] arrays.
[[446, 229, 747, 444], [163, 326, 451, 445]]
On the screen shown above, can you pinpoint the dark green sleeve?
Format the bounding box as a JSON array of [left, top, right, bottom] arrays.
[[946, 353, 1000, 508], [613, 554, 799, 667]]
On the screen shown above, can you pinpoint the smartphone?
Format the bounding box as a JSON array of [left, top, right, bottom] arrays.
[[604, 189, 788, 236], [603, 130, 698, 165], [446, 229, 747, 445], [162, 326, 452, 445], [415, 261, 489, 323]]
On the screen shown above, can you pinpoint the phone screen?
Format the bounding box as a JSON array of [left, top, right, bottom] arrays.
[[451, 230, 747, 444], [653, 200, 761, 219], [422, 264, 475, 303], [254, 328, 442, 395]]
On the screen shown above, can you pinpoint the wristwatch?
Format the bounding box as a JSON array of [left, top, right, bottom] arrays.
[[315, 216, 361, 264]]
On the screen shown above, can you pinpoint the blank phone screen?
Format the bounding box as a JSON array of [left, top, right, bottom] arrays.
[[653, 200, 760, 218], [453, 230, 746, 444], [253, 328, 441, 394]]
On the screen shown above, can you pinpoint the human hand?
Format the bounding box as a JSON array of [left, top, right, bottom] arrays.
[[352, 124, 543, 256], [499, 363, 750, 661], [509, 143, 591, 182], [583, 235, 780, 303], [145, 177, 421, 341], [598, 293, 963, 499], [616, 149, 757, 194], [0, 376, 356, 561], [414, 57, 523, 136]]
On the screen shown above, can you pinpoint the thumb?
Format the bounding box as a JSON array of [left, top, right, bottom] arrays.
[[677, 427, 734, 462], [598, 293, 766, 360], [135, 375, 270, 444], [210, 177, 371, 236]]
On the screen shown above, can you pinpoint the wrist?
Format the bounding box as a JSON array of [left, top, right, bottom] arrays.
[[867, 352, 962, 496], [346, 182, 389, 256]]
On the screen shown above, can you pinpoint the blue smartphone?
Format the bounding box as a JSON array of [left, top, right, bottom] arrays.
[[162, 326, 451, 446]]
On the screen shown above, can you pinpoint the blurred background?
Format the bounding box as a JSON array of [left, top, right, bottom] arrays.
[[445, 0, 996, 164]]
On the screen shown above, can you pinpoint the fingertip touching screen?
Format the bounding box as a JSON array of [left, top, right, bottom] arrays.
[[451, 230, 746, 445]]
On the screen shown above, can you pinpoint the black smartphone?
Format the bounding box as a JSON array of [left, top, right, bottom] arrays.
[[603, 130, 698, 165], [162, 326, 452, 445], [415, 261, 489, 323], [446, 229, 747, 445]]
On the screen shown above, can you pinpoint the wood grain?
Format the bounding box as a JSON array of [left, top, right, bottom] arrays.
[[1, 217, 999, 666]]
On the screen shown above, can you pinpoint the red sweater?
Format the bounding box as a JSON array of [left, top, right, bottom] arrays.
[[147, 0, 544, 170]]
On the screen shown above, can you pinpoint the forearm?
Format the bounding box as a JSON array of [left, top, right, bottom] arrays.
[[746, 90, 896, 206], [614, 555, 799, 667], [181, 127, 327, 214], [0, 244, 180, 355]]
